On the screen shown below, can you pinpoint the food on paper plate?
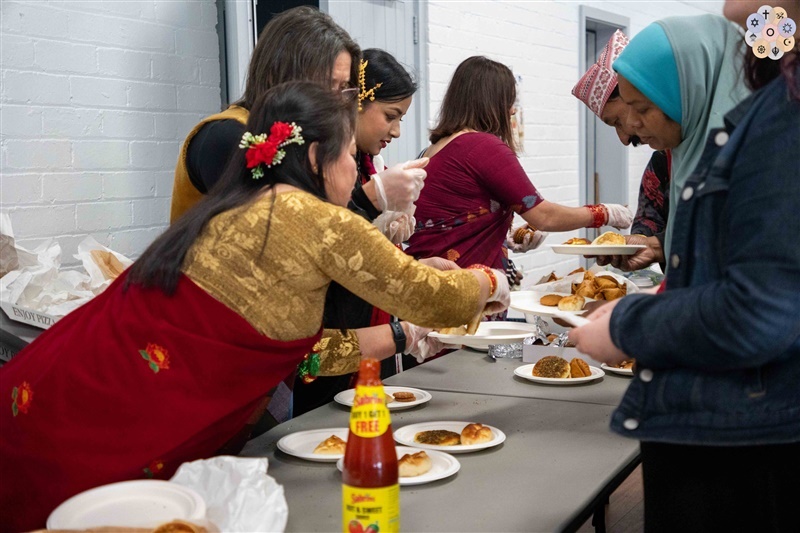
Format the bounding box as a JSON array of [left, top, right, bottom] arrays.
[[557, 294, 585, 311], [568, 271, 628, 302], [513, 226, 537, 244], [616, 359, 635, 370], [313, 434, 346, 455], [594, 276, 619, 290], [563, 237, 591, 245], [539, 294, 564, 307], [392, 391, 416, 402], [90, 249, 126, 280], [398, 451, 433, 477], [532, 356, 571, 378], [591, 231, 626, 246], [569, 358, 591, 378], [460, 423, 494, 445], [153, 521, 208, 533], [414, 429, 461, 446], [601, 288, 625, 301], [385, 393, 395, 405]]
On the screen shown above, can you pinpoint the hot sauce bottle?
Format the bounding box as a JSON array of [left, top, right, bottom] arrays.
[[342, 358, 399, 533]]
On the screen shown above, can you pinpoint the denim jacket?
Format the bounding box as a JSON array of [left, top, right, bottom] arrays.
[[608, 69, 800, 446]]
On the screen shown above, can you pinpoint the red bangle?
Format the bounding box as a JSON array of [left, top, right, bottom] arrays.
[[467, 264, 497, 296], [584, 204, 608, 228]]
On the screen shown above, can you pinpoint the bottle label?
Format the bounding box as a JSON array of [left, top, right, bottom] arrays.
[[349, 385, 391, 437], [342, 483, 400, 533]]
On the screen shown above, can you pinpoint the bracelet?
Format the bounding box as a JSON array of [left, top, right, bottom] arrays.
[[466, 263, 498, 297], [584, 204, 608, 228], [389, 321, 407, 354]]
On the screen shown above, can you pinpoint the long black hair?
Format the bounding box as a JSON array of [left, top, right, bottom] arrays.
[[361, 48, 417, 105], [127, 81, 356, 294]]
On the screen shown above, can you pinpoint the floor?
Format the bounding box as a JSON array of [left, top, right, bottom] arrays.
[[577, 465, 644, 533]]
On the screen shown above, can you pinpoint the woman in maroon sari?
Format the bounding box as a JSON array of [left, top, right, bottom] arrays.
[[406, 56, 633, 271], [0, 82, 508, 531]]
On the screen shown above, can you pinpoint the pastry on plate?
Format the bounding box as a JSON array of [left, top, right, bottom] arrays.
[[460, 423, 493, 445], [617, 359, 635, 370], [570, 358, 591, 378], [574, 281, 597, 299], [591, 231, 626, 246], [385, 393, 394, 405], [563, 237, 591, 245], [398, 451, 432, 477], [532, 356, 571, 378], [313, 434, 346, 455], [153, 521, 208, 533], [601, 288, 626, 301], [557, 294, 585, 311], [414, 429, 461, 446], [539, 294, 564, 307], [392, 391, 416, 402], [594, 276, 619, 290]]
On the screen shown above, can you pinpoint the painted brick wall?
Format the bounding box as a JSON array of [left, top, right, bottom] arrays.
[[1, 0, 221, 266], [425, 0, 722, 284]]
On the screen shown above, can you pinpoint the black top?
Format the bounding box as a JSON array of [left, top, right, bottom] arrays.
[[186, 119, 246, 194]]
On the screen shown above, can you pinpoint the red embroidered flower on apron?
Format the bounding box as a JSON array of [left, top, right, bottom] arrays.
[[139, 343, 170, 373], [11, 381, 33, 417]]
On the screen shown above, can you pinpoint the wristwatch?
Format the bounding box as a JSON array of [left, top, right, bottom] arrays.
[[389, 321, 407, 354]]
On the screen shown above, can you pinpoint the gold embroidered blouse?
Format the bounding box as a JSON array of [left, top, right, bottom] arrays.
[[183, 190, 480, 375]]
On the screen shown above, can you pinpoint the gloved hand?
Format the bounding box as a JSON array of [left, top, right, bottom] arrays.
[[505, 224, 548, 253], [602, 204, 634, 230], [373, 211, 415, 244], [483, 268, 511, 315], [371, 158, 428, 212], [418, 256, 460, 271], [403, 322, 458, 363]]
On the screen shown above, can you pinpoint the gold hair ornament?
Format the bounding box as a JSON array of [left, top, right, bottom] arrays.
[[357, 59, 382, 111]]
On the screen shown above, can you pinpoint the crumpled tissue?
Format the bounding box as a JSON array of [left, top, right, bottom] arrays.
[[171, 456, 289, 533], [0, 215, 132, 320]]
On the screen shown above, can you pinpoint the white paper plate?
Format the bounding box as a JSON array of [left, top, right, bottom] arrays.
[[428, 321, 539, 351], [394, 421, 506, 453], [514, 363, 605, 384], [47, 480, 206, 529], [336, 446, 460, 486], [334, 386, 432, 410], [510, 291, 594, 318], [601, 363, 634, 376], [277, 427, 348, 462], [549, 244, 646, 256]]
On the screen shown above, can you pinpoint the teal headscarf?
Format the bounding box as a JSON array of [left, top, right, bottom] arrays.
[[613, 14, 751, 262]]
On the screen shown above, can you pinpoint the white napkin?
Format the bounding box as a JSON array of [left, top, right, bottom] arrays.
[[171, 456, 289, 533]]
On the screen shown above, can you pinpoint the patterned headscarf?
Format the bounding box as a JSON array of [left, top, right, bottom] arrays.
[[571, 30, 629, 117]]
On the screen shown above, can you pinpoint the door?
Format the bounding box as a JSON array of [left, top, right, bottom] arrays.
[[323, 0, 424, 166]]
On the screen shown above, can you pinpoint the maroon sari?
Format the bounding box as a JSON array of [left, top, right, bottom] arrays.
[[0, 272, 319, 531], [407, 132, 542, 269]]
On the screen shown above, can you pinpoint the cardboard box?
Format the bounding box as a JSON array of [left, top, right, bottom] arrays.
[[522, 343, 605, 368], [1, 301, 59, 330]]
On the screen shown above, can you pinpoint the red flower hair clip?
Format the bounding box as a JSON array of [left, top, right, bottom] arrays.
[[239, 121, 305, 179]]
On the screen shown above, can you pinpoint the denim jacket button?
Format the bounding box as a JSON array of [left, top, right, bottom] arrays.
[[623, 418, 639, 430], [715, 131, 730, 146], [639, 369, 654, 382], [682, 187, 694, 201], [671, 254, 680, 269]]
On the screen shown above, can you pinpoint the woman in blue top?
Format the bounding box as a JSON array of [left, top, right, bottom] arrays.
[[571, 4, 800, 532]]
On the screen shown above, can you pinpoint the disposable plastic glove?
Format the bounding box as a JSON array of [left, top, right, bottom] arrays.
[[602, 204, 634, 230], [483, 268, 511, 315], [371, 158, 428, 212], [403, 323, 458, 363], [373, 211, 415, 244], [505, 224, 548, 253]]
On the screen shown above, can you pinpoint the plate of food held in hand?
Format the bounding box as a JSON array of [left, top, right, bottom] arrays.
[[510, 291, 595, 318], [429, 321, 539, 351], [334, 386, 432, 410], [394, 421, 506, 453], [514, 356, 605, 384], [276, 428, 348, 462], [336, 446, 460, 486], [601, 359, 635, 376], [550, 232, 646, 256]]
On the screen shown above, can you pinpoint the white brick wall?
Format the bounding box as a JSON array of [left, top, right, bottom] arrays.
[[425, 1, 723, 284], [1, 0, 221, 265]]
